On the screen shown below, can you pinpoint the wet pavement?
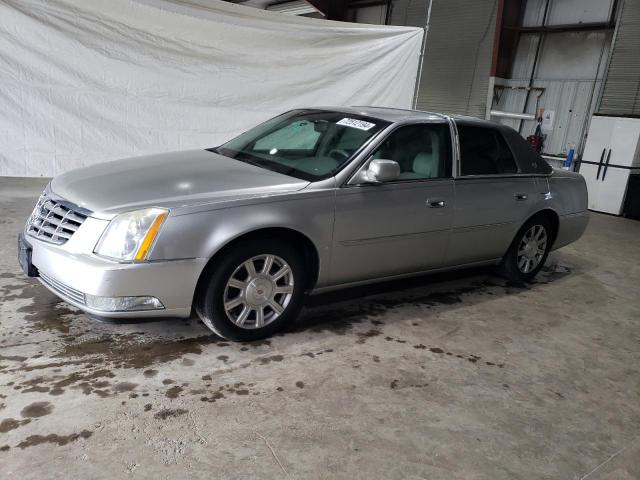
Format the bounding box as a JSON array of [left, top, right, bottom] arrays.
[[1, 177, 639, 479]]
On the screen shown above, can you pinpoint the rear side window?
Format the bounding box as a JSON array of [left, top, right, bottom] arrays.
[[458, 125, 518, 176]]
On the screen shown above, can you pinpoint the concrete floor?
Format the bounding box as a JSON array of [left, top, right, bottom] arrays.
[[1, 177, 639, 479]]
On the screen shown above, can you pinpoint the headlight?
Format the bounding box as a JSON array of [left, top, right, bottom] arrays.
[[94, 208, 168, 262]]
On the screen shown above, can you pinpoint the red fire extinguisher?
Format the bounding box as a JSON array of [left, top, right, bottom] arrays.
[[526, 108, 544, 153]]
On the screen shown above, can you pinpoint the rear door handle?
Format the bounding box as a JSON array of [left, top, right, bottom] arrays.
[[515, 193, 528, 201], [427, 199, 446, 208]]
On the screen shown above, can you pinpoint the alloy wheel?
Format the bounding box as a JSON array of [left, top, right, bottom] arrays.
[[516, 224, 548, 274], [223, 254, 294, 329]]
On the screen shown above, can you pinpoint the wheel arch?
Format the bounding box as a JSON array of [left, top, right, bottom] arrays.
[[509, 208, 560, 255], [527, 208, 560, 245], [192, 226, 321, 307]]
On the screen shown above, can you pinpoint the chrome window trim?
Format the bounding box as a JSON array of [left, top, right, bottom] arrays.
[[448, 116, 461, 178], [454, 173, 553, 180], [338, 177, 454, 191]]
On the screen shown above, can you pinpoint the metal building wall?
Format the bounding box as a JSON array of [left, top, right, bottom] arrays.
[[599, 0, 640, 115], [349, 4, 387, 25], [388, 0, 429, 27], [523, 0, 615, 24], [388, 0, 498, 117], [492, 0, 614, 158]]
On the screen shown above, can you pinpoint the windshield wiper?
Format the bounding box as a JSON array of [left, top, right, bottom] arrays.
[[212, 148, 263, 168], [234, 151, 269, 168]]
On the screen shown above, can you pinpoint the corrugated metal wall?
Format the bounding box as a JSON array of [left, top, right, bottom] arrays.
[[599, 0, 640, 115], [493, 31, 611, 156], [523, 0, 615, 24], [388, 0, 498, 117], [348, 4, 387, 24], [388, 0, 429, 27], [492, 0, 614, 157]]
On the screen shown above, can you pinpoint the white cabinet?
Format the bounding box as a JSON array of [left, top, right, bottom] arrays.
[[609, 118, 640, 167], [580, 115, 640, 215]]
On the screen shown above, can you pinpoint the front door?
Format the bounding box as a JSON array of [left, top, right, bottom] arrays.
[[330, 122, 455, 285]]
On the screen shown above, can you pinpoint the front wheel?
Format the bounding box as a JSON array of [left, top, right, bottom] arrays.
[[195, 238, 305, 341], [501, 217, 552, 283]]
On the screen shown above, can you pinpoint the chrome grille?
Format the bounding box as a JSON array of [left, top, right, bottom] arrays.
[[39, 272, 86, 305], [26, 193, 88, 245]]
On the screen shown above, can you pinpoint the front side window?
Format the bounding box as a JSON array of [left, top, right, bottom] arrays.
[[370, 123, 452, 180], [213, 110, 388, 181], [458, 125, 518, 176]]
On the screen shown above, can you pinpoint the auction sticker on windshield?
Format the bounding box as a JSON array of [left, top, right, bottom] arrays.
[[336, 118, 376, 131]]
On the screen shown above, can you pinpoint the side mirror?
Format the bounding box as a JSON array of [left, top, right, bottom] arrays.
[[364, 159, 400, 183]]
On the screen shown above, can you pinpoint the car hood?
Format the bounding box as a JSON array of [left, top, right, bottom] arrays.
[[50, 150, 309, 216]]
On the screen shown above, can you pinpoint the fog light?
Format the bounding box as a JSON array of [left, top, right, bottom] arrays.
[[85, 295, 165, 312]]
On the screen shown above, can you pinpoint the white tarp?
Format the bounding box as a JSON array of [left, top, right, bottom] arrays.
[[0, 0, 423, 177]]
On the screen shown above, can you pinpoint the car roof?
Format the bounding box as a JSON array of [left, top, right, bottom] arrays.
[[312, 106, 446, 123], [311, 106, 504, 127]]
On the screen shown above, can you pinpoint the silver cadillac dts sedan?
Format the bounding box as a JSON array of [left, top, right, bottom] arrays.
[[19, 107, 589, 341]]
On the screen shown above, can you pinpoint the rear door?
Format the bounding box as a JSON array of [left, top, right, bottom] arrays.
[[446, 123, 538, 266]]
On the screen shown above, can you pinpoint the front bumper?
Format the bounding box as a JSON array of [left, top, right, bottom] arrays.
[[29, 235, 207, 319]]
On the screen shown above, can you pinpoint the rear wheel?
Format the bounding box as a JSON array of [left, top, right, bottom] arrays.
[[501, 216, 552, 283], [195, 238, 305, 341]]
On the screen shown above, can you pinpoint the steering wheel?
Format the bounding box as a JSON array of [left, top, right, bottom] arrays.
[[328, 149, 350, 162]]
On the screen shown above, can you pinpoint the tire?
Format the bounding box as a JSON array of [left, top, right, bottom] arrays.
[[195, 237, 305, 341], [500, 216, 553, 283]]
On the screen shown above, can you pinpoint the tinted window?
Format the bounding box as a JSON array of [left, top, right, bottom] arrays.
[[458, 125, 518, 176], [371, 123, 452, 180]]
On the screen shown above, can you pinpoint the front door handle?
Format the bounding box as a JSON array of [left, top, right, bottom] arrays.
[[427, 199, 446, 208], [515, 193, 528, 201]]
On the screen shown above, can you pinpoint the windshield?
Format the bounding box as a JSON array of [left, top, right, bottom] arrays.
[[211, 109, 389, 181]]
